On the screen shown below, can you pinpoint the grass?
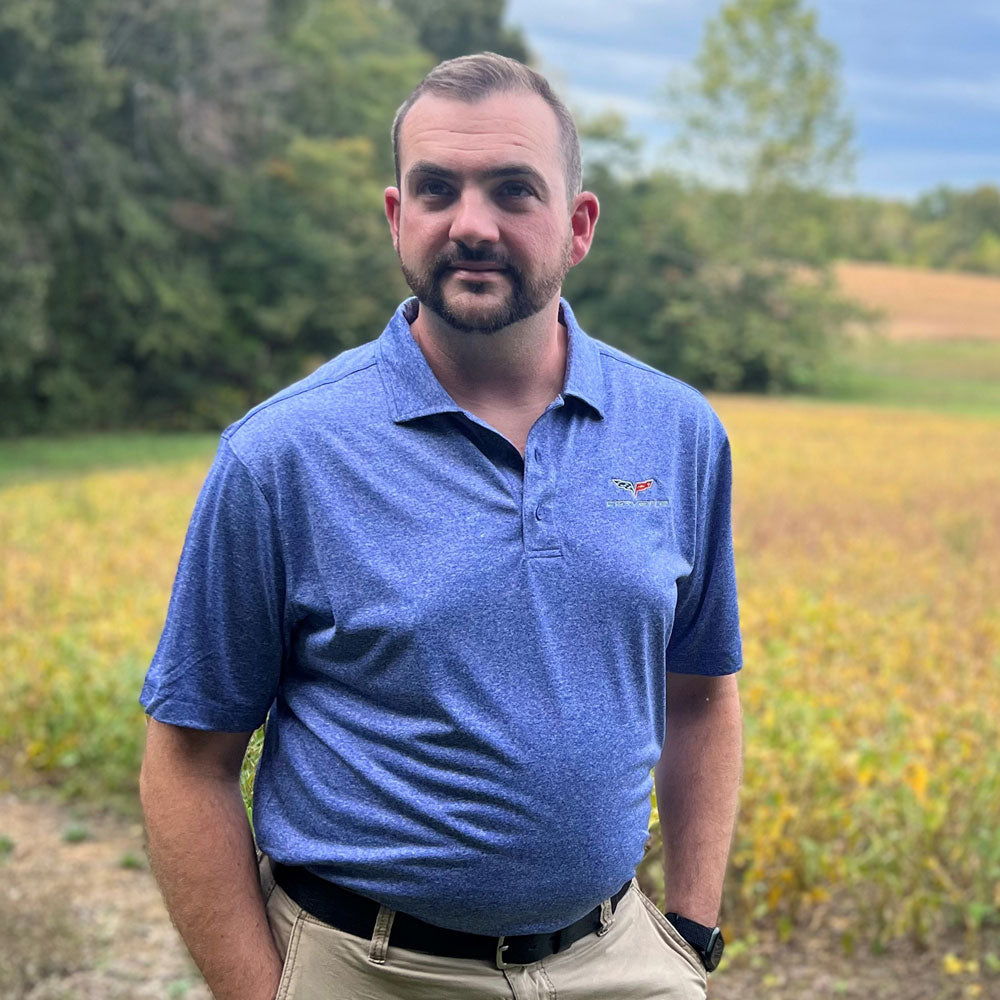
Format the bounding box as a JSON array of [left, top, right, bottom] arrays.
[[820, 337, 1000, 415], [819, 260, 1000, 416], [0, 432, 218, 488], [61, 823, 92, 844], [119, 850, 146, 871]]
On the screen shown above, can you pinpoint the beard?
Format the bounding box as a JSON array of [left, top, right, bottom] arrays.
[[398, 239, 572, 334]]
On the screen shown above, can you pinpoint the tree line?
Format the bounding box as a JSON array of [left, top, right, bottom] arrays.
[[1, 0, 996, 435], [821, 185, 1000, 274]]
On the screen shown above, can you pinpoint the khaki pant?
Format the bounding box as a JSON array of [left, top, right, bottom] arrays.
[[259, 855, 707, 1000]]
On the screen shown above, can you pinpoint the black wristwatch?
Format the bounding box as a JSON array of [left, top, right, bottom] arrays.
[[665, 913, 725, 972]]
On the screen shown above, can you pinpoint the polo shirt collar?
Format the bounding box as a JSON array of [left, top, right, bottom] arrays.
[[378, 298, 606, 424]]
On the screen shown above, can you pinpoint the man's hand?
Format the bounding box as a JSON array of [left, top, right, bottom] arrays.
[[655, 672, 742, 927], [140, 720, 283, 1000]]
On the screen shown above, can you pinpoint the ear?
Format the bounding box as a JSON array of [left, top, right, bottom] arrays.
[[568, 192, 600, 268], [384, 186, 401, 249]]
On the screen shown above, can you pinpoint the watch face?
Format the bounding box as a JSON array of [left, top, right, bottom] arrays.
[[705, 928, 725, 971]]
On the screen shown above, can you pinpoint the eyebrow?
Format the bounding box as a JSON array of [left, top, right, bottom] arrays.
[[406, 162, 550, 197]]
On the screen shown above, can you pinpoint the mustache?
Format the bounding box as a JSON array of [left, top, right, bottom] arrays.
[[431, 245, 514, 273]]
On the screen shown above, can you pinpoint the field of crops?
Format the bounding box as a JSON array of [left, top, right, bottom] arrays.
[[834, 262, 1000, 342], [1, 399, 998, 988], [827, 263, 1000, 416]]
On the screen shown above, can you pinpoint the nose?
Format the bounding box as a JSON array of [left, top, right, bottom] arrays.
[[448, 188, 500, 247]]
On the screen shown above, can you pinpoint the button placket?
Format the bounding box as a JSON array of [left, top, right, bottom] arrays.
[[522, 422, 561, 556]]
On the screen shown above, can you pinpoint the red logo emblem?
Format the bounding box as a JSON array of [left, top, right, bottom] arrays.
[[612, 478, 654, 499]]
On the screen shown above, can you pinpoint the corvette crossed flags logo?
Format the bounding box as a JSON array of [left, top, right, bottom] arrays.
[[611, 478, 654, 499]]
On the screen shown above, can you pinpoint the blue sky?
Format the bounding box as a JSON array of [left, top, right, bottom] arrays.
[[505, 0, 1000, 200]]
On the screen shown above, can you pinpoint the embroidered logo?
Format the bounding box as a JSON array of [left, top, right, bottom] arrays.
[[607, 477, 669, 509], [612, 478, 654, 499]]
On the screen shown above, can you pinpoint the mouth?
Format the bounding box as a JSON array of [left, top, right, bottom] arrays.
[[447, 264, 508, 283]]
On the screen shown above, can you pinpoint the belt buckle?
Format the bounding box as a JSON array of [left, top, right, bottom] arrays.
[[495, 936, 510, 969]]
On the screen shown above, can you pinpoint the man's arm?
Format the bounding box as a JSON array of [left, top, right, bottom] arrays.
[[140, 719, 283, 1000], [655, 672, 742, 925]]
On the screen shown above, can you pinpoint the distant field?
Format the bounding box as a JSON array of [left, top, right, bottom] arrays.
[[834, 261, 1000, 341], [824, 262, 1000, 414]]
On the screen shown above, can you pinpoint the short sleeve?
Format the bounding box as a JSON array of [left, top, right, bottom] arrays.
[[665, 413, 742, 676], [140, 438, 286, 730]]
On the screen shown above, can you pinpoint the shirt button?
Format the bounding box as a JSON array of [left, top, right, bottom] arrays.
[[535, 505, 545, 521], [534, 447, 542, 463]]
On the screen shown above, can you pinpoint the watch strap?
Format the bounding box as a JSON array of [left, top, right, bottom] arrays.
[[664, 912, 724, 971]]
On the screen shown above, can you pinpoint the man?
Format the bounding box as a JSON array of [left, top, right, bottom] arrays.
[[140, 53, 742, 1000]]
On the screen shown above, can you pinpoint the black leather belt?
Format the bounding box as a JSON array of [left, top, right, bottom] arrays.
[[272, 862, 631, 969]]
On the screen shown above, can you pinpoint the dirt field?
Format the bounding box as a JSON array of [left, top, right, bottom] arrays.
[[0, 794, 209, 1000], [0, 794, 989, 1000], [834, 261, 1000, 341]]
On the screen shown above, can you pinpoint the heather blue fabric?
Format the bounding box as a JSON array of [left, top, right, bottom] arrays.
[[140, 298, 742, 936]]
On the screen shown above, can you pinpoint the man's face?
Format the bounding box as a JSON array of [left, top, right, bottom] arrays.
[[385, 91, 590, 334]]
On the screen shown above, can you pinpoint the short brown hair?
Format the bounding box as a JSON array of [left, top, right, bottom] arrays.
[[392, 52, 582, 200]]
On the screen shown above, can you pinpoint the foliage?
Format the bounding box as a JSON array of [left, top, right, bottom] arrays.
[[565, 168, 870, 393], [391, 0, 529, 63], [843, 185, 1000, 275], [2, 0, 996, 434], [643, 400, 999, 961], [667, 0, 854, 259], [0, 0, 427, 436], [607, 0, 865, 392], [2, 401, 998, 963], [747, 184, 1000, 276], [0, 0, 540, 437], [577, 110, 644, 180], [0, 456, 214, 804]]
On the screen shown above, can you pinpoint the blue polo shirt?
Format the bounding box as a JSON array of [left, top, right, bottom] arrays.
[[141, 297, 741, 936]]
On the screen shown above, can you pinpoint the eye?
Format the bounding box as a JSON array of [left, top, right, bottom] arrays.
[[497, 181, 534, 199], [417, 178, 452, 198]]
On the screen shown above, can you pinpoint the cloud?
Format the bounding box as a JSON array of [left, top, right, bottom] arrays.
[[507, 0, 706, 40], [509, 0, 1000, 196], [850, 71, 1000, 114], [530, 36, 686, 92], [566, 85, 663, 123]]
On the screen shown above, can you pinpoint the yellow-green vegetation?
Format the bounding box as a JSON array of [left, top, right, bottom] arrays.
[[0, 454, 214, 804], [721, 400, 999, 954], [1, 404, 998, 964]]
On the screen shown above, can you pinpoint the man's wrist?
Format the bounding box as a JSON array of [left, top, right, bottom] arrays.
[[663, 898, 719, 927], [665, 912, 725, 972]]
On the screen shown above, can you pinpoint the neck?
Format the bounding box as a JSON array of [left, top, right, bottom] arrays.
[[409, 298, 568, 416]]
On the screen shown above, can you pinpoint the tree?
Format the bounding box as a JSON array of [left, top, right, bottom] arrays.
[[913, 185, 1000, 273], [574, 0, 870, 394], [0, 0, 431, 434], [390, 0, 529, 63], [564, 170, 867, 395], [668, 0, 854, 261]]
